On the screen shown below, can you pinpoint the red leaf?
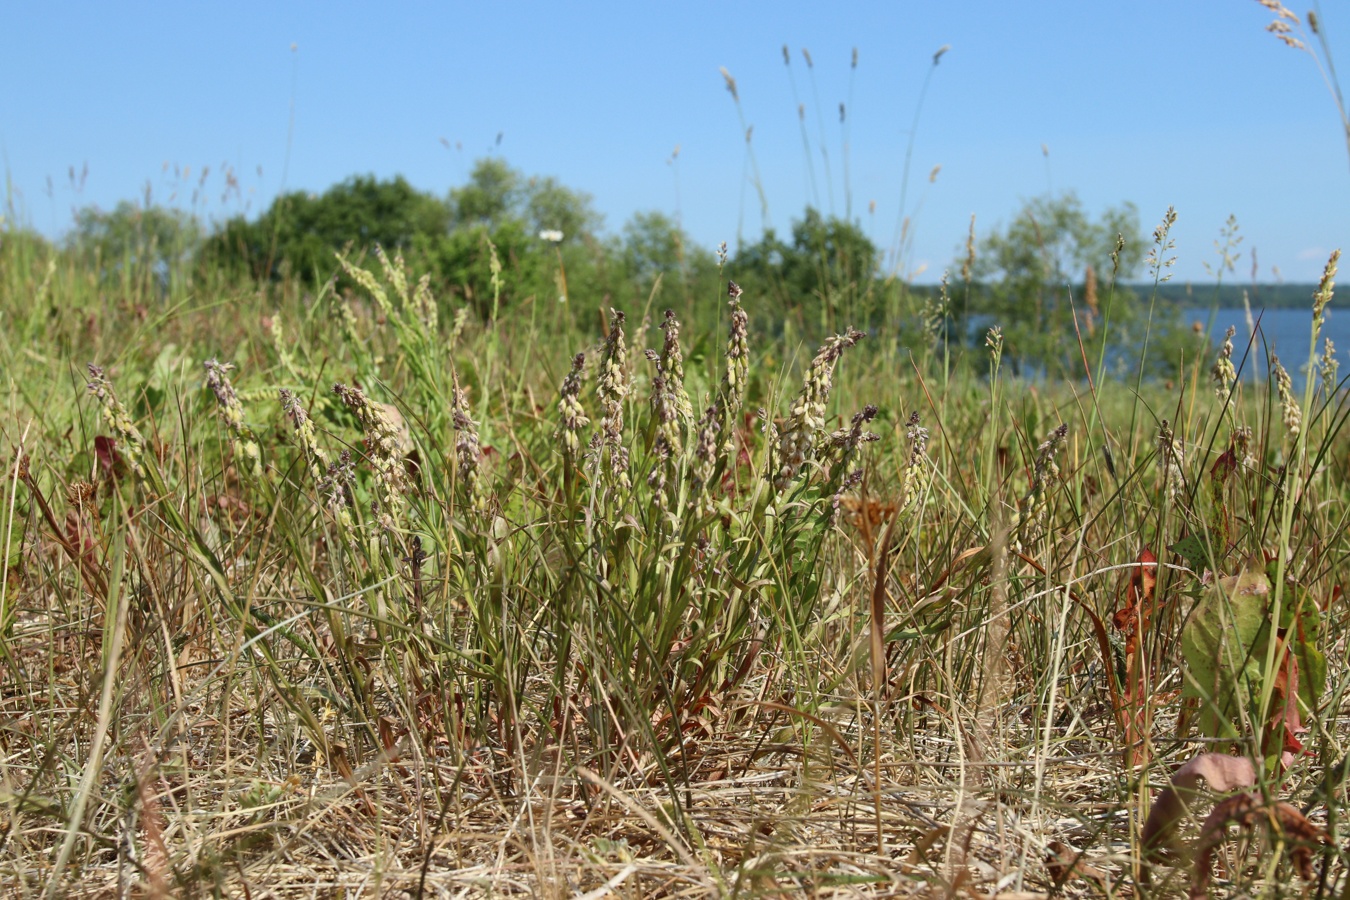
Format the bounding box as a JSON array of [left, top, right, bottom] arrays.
[[93, 436, 122, 477], [1210, 447, 1238, 485], [1113, 549, 1158, 649]]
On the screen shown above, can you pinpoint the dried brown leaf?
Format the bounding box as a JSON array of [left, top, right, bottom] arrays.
[[1045, 840, 1108, 887], [1191, 792, 1327, 899], [1142, 753, 1256, 865]]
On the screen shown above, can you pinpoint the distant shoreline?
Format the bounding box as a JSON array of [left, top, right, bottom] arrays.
[[909, 281, 1346, 309], [1129, 282, 1342, 309]]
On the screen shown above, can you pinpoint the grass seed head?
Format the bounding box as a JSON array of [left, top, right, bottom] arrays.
[[555, 352, 590, 462], [337, 253, 391, 316], [205, 359, 261, 476], [1156, 419, 1185, 502], [1146, 206, 1178, 283], [317, 449, 357, 529], [1015, 423, 1068, 549], [1312, 249, 1340, 336], [774, 327, 865, 490], [333, 382, 408, 532], [1319, 338, 1339, 396], [86, 363, 145, 477], [1212, 325, 1237, 402], [899, 410, 930, 511], [280, 388, 328, 481], [452, 380, 488, 515], [596, 309, 631, 492], [1271, 355, 1301, 437]]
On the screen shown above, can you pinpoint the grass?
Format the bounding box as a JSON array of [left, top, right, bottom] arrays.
[[1, 227, 1349, 898]]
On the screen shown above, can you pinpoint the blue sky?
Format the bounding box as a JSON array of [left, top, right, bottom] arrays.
[[2, 1, 1348, 284]]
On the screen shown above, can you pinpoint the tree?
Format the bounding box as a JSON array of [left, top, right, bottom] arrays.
[[966, 192, 1188, 376], [430, 159, 606, 315], [732, 208, 880, 332], [199, 175, 449, 282], [449, 158, 519, 226], [69, 201, 201, 289], [449, 158, 602, 241]]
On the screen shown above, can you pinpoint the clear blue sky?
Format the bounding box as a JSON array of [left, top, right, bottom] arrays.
[[3, 1, 1348, 284]]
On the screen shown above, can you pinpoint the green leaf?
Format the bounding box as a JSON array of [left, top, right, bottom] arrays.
[[1168, 533, 1216, 574], [1181, 567, 1269, 739], [4, 521, 24, 570]]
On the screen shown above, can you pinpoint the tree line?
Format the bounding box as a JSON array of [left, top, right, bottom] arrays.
[[3, 158, 1205, 377]]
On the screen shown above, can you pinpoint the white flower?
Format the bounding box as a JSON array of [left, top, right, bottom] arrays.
[[538, 229, 564, 243]]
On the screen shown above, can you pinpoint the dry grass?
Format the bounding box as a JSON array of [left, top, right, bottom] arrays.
[[2, 231, 1349, 900]]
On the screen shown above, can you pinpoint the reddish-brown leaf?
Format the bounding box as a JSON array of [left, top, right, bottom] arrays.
[[1210, 446, 1238, 486], [1142, 753, 1256, 867], [1191, 793, 1326, 899], [1115, 548, 1159, 767], [93, 435, 122, 478]]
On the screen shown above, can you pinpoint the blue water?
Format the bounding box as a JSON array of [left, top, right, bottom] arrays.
[[1182, 306, 1342, 391]]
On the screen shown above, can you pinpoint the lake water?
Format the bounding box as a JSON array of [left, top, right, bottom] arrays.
[[1182, 305, 1342, 391]]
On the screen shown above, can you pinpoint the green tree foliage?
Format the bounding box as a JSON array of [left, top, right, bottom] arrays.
[[967, 192, 1193, 377], [622, 210, 685, 280], [418, 158, 607, 316], [732, 209, 879, 333], [447, 157, 603, 239], [0, 226, 54, 271], [619, 211, 720, 307], [199, 175, 449, 282], [69, 201, 201, 290], [194, 158, 719, 321]]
